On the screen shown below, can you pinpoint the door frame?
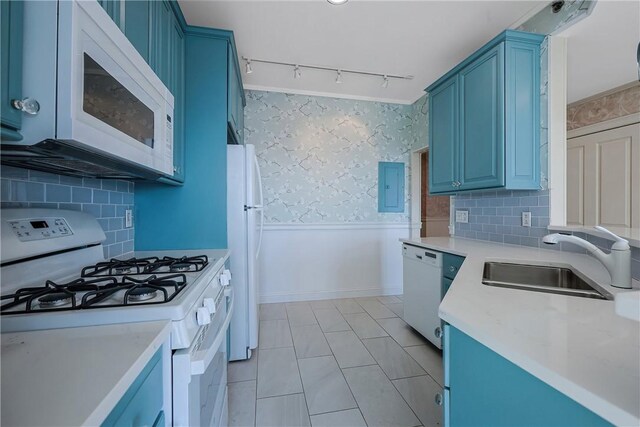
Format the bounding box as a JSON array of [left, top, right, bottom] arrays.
[[410, 147, 455, 239]]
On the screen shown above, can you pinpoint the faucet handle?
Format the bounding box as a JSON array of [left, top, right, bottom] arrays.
[[594, 226, 630, 250]]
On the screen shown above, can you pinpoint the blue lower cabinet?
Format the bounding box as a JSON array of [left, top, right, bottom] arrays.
[[444, 326, 612, 426], [442, 253, 465, 280], [102, 350, 164, 427]]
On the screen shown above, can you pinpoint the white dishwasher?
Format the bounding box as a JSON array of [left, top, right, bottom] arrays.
[[402, 244, 443, 349]]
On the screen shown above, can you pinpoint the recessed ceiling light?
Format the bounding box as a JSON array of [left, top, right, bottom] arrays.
[[327, 0, 348, 5]]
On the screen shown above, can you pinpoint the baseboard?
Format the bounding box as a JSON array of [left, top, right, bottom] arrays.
[[259, 285, 403, 304]]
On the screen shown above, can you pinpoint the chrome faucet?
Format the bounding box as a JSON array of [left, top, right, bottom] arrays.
[[543, 226, 632, 289]]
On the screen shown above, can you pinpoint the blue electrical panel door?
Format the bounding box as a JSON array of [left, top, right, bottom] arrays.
[[378, 162, 405, 213]]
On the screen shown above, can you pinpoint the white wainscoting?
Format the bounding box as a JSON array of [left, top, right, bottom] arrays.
[[258, 222, 418, 303]]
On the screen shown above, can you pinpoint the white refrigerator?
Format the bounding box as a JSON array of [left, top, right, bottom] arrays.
[[227, 144, 263, 361]]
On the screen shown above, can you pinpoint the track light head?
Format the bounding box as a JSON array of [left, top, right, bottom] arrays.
[[245, 59, 253, 74], [335, 70, 343, 84], [294, 65, 301, 79], [381, 75, 389, 88]]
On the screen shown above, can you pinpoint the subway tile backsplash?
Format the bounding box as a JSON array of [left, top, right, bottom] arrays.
[[454, 189, 550, 247], [454, 189, 640, 281], [1, 166, 134, 259]]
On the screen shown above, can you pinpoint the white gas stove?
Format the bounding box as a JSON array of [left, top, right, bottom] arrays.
[[1, 209, 231, 350], [1, 208, 234, 426]]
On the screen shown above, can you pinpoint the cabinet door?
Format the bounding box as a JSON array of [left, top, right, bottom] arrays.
[[124, 0, 150, 63], [567, 123, 640, 229], [1, 0, 24, 140], [448, 326, 611, 426], [150, 0, 171, 86], [458, 44, 505, 191], [428, 76, 458, 193]]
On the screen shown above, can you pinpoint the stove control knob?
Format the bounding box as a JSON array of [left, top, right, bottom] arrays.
[[196, 307, 211, 326], [203, 297, 216, 314]]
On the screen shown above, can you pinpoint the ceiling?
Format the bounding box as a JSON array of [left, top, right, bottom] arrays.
[[560, 0, 640, 104], [178, 0, 544, 104]]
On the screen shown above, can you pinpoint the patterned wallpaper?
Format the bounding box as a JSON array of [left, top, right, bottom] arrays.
[[410, 94, 429, 151], [1, 166, 134, 259], [244, 90, 417, 223], [567, 84, 640, 131]]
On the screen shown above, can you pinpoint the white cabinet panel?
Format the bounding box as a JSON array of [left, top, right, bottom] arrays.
[[567, 123, 640, 229]]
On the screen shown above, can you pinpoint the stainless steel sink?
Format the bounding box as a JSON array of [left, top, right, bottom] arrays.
[[482, 262, 613, 300]]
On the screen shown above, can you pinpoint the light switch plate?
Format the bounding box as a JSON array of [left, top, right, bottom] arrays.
[[522, 211, 532, 227], [455, 210, 469, 223], [125, 209, 133, 228]]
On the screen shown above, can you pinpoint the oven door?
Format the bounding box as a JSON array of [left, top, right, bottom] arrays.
[[173, 288, 234, 427], [56, 0, 174, 176]]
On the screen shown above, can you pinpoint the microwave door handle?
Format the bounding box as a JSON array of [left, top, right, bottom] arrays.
[[190, 290, 234, 376]]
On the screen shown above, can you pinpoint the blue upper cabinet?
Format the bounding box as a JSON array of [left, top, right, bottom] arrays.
[[378, 162, 405, 213], [444, 325, 612, 426], [458, 44, 505, 191], [99, 0, 185, 183], [1, 0, 24, 141], [428, 76, 458, 193], [426, 30, 544, 195]]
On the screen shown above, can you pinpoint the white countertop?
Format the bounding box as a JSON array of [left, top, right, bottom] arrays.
[[401, 237, 640, 426], [1, 321, 171, 427]]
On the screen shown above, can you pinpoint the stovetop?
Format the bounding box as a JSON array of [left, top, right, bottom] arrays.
[[1, 255, 210, 315]]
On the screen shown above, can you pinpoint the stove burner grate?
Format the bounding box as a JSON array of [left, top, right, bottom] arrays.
[[81, 255, 209, 276]]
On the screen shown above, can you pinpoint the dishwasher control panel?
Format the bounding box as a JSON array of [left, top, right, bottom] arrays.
[[402, 244, 442, 266]]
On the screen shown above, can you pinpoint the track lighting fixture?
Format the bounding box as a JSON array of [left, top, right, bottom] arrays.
[[240, 56, 414, 85]]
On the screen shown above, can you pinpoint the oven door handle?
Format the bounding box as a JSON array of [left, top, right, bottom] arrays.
[[190, 290, 234, 376]]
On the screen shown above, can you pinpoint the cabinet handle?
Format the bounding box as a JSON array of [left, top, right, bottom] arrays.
[[434, 326, 442, 338], [435, 392, 443, 406], [236, 129, 241, 135], [449, 265, 455, 273], [11, 98, 40, 115]]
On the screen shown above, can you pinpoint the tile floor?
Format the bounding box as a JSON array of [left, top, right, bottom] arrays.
[[228, 295, 444, 427]]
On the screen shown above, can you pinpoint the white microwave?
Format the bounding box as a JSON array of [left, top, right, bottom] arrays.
[[1, 0, 174, 179]]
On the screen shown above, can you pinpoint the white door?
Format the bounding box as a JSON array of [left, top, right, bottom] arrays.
[[567, 123, 640, 228], [245, 145, 263, 350]]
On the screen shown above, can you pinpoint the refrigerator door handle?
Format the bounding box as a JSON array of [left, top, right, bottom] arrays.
[[254, 155, 265, 259]]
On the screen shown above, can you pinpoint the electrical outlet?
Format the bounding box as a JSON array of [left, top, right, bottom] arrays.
[[125, 209, 133, 228], [522, 211, 532, 227], [455, 210, 469, 223]]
